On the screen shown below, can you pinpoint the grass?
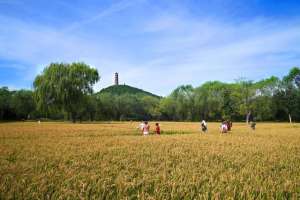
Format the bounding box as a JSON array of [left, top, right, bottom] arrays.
[[0, 122, 300, 199]]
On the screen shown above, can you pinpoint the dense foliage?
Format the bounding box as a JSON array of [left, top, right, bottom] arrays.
[[0, 64, 299, 122], [100, 84, 161, 98], [33, 62, 99, 122]]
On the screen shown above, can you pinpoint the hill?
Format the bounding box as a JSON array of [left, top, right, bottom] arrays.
[[98, 84, 161, 98]]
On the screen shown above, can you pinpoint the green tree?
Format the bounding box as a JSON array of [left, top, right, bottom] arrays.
[[0, 87, 11, 120], [273, 86, 299, 122], [34, 62, 99, 122], [283, 67, 300, 83], [171, 85, 195, 121], [158, 97, 177, 120], [274, 68, 300, 123], [85, 95, 98, 121], [96, 93, 115, 120], [10, 90, 35, 120], [222, 86, 237, 120], [235, 79, 255, 120], [140, 95, 160, 119], [252, 76, 280, 121], [194, 82, 225, 120]]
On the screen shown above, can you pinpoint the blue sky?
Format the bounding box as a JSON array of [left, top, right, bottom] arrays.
[[0, 0, 300, 96]]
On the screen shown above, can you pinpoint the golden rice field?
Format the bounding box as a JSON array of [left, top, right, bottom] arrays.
[[0, 122, 300, 199]]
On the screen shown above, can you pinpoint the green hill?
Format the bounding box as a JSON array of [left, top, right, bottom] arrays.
[[98, 84, 161, 98]]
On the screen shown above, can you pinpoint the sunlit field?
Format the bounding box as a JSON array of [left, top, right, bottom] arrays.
[[0, 122, 300, 199]]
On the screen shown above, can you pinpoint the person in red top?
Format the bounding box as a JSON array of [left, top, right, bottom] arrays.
[[226, 120, 232, 131], [155, 123, 160, 135]]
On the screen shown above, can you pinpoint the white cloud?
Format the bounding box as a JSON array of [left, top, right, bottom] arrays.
[[0, 2, 300, 96], [0, 15, 130, 87], [137, 15, 300, 93]]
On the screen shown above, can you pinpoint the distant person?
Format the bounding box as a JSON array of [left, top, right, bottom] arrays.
[[155, 123, 161, 135], [143, 121, 150, 135], [226, 120, 232, 131], [247, 112, 253, 124], [138, 121, 145, 133], [201, 120, 208, 133], [250, 121, 256, 130], [220, 121, 228, 133]]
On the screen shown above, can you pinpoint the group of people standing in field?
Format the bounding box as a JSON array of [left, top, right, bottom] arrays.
[[138, 121, 160, 135], [138, 116, 255, 136], [220, 120, 233, 133], [200, 119, 233, 134], [201, 118, 255, 133]]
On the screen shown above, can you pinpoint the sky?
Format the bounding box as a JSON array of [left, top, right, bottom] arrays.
[[0, 0, 300, 96]]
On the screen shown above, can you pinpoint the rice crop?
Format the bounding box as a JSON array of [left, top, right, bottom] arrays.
[[0, 122, 300, 199]]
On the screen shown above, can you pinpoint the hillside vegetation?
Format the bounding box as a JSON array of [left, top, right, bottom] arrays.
[[0, 63, 300, 122], [99, 85, 161, 99]]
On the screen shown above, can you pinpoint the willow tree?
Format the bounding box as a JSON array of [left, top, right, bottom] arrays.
[[34, 62, 99, 122], [279, 67, 300, 123]]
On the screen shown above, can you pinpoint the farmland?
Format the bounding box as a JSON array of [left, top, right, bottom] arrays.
[[0, 122, 300, 199]]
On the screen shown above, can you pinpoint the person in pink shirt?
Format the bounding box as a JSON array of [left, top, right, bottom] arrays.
[[143, 121, 150, 135]]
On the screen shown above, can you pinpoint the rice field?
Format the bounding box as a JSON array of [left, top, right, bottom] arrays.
[[0, 122, 300, 199]]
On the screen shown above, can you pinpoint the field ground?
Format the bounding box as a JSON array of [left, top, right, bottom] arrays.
[[0, 122, 300, 199]]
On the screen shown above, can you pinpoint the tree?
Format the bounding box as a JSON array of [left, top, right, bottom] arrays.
[[274, 68, 300, 123], [0, 87, 11, 120], [251, 76, 280, 121], [273, 86, 299, 123], [140, 95, 160, 120], [170, 85, 195, 121], [96, 93, 115, 120], [10, 90, 35, 120], [222, 87, 235, 120], [283, 67, 300, 83], [194, 82, 225, 121], [34, 62, 99, 122], [235, 79, 255, 121], [85, 95, 98, 121], [158, 97, 177, 120]]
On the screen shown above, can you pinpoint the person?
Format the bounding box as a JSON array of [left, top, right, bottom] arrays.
[[138, 121, 145, 133], [155, 123, 161, 135], [247, 112, 253, 124], [250, 121, 256, 130], [220, 121, 228, 133], [226, 120, 232, 131], [201, 120, 208, 133], [143, 121, 150, 135]]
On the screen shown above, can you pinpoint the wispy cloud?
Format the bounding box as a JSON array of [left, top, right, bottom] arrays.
[[0, 1, 300, 95], [64, 0, 143, 32], [0, 15, 123, 87], [139, 14, 300, 87]]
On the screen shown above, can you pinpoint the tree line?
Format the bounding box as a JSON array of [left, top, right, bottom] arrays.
[[0, 63, 299, 122]]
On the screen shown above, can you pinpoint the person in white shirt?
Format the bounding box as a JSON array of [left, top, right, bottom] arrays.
[[137, 121, 145, 133], [220, 121, 228, 133], [201, 120, 208, 132]]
